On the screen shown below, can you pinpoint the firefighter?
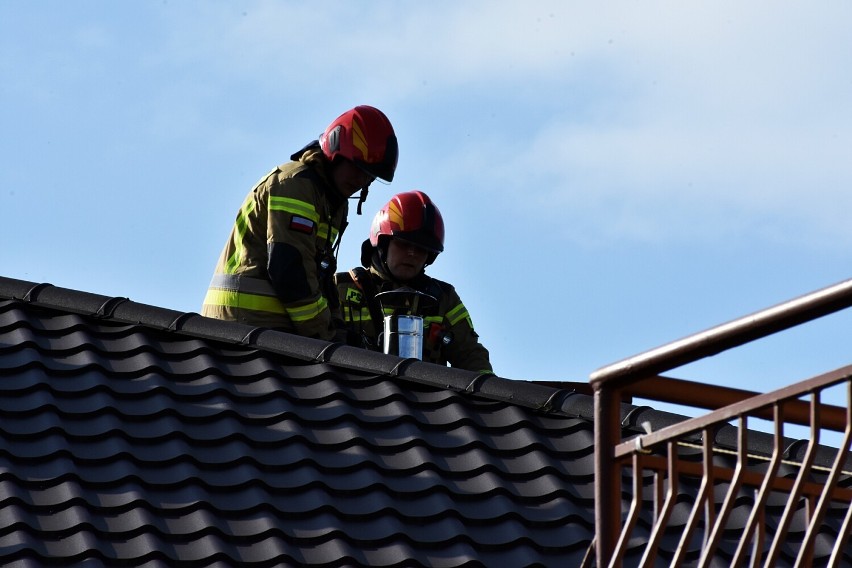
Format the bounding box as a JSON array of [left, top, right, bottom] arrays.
[[202, 105, 398, 340], [334, 190, 493, 373]]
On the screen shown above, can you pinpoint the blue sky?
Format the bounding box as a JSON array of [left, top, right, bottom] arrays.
[[4, 1, 852, 414]]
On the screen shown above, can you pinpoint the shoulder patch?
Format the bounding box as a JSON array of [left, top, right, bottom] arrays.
[[345, 288, 363, 304], [289, 216, 316, 234]]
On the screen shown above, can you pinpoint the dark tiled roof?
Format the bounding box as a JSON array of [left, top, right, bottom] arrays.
[[0, 276, 601, 566], [2, 276, 850, 566]]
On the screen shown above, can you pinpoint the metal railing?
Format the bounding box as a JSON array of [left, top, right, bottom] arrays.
[[589, 278, 852, 567]]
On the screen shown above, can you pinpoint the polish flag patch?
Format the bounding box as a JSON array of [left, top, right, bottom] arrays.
[[289, 216, 315, 234]]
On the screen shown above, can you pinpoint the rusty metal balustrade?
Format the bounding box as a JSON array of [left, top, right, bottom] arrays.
[[589, 278, 852, 567]]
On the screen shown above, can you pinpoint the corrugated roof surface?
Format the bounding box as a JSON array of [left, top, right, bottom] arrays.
[[1, 276, 850, 566]]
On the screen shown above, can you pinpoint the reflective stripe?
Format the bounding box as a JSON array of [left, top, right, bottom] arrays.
[[343, 309, 444, 326], [224, 196, 256, 274], [205, 274, 285, 315], [317, 222, 339, 242], [269, 196, 319, 223], [202, 289, 287, 314], [267, 196, 339, 243], [286, 296, 328, 322], [205, 273, 327, 323], [446, 303, 471, 327], [269, 196, 338, 244], [209, 274, 277, 296], [343, 306, 372, 323]]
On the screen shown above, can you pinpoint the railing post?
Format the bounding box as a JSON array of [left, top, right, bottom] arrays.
[[594, 384, 622, 567], [589, 278, 852, 566]]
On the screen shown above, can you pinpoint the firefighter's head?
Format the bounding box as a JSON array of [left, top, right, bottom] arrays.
[[320, 105, 398, 199], [365, 191, 444, 281]]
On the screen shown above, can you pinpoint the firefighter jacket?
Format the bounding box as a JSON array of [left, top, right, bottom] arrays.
[[334, 264, 493, 374], [202, 148, 347, 340]]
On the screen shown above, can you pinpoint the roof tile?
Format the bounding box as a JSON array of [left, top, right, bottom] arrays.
[[2, 277, 850, 566]]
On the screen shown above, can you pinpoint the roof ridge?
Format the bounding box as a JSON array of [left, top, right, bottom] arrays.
[[0, 275, 584, 417], [3, 275, 840, 468]]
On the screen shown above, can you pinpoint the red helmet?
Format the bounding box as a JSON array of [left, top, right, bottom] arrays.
[[370, 191, 445, 262], [319, 105, 398, 182]]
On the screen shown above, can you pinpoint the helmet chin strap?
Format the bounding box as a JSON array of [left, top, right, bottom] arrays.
[[350, 187, 369, 215]]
